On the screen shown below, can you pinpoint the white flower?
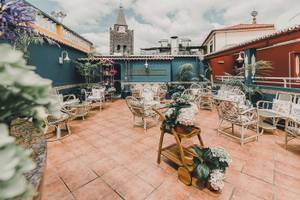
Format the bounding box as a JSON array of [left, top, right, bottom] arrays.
[[165, 108, 175, 117], [208, 170, 225, 191], [210, 147, 232, 164], [177, 105, 198, 126]]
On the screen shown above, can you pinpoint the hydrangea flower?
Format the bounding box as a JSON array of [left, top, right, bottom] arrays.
[[210, 147, 232, 164], [165, 108, 175, 118], [208, 170, 225, 191], [177, 103, 198, 126]]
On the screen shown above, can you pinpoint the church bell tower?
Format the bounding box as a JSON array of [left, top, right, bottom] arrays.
[[109, 5, 134, 55]]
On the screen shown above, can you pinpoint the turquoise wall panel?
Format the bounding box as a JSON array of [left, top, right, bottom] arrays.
[[171, 57, 202, 81], [117, 57, 203, 82], [120, 60, 171, 82], [28, 43, 87, 86]]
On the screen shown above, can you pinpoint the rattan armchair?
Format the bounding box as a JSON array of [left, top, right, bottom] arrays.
[[86, 87, 105, 110], [44, 111, 71, 141], [217, 100, 259, 145], [196, 88, 214, 111], [285, 94, 300, 148], [285, 118, 300, 148], [126, 96, 157, 132], [182, 89, 196, 102]]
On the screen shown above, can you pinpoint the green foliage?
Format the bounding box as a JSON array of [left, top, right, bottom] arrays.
[[13, 29, 59, 61], [238, 60, 274, 77], [199, 67, 211, 82], [0, 44, 58, 127], [178, 63, 198, 81], [223, 74, 262, 100], [192, 146, 231, 182], [74, 61, 101, 86], [13, 29, 44, 60], [0, 124, 36, 200], [195, 163, 210, 180]]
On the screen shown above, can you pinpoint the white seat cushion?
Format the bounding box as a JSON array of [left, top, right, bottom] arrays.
[[287, 126, 300, 136], [272, 99, 291, 117], [291, 103, 300, 120]]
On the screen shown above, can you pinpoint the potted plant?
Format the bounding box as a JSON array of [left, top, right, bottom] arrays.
[[161, 93, 231, 191], [192, 146, 231, 191], [163, 92, 198, 133], [165, 83, 185, 99]]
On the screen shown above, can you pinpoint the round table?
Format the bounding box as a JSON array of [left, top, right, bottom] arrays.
[[68, 101, 91, 120]]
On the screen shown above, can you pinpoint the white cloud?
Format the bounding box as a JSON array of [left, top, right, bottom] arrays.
[[81, 32, 109, 53], [48, 0, 300, 54]]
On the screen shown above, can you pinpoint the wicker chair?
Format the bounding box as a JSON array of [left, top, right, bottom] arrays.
[[285, 94, 300, 148], [126, 96, 157, 132], [196, 88, 214, 111], [217, 100, 259, 145], [257, 92, 294, 132], [190, 83, 202, 97], [44, 111, 71, 141], [86, 87, 105, 110], [182, 89, 196, 102]]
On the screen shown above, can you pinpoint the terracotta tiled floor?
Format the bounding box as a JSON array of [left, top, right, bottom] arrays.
[[42, 100, 300, 200]]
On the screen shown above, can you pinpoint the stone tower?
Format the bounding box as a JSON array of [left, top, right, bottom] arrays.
[[110, 5, 134, 55]]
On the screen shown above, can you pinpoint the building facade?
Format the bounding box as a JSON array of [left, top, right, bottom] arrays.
[[79, 55, 203, 83], [14, 1, 94, 87], [204, 25, 300, 86], [141, 36, 203, 56], [110, 6, 134, 55], [202, 11, 275, 55]]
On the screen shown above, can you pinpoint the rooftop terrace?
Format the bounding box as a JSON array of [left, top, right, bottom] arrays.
[[42, 100, 300, 200]]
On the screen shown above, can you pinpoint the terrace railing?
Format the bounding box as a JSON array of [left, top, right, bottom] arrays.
[[215, 75, 300, 89], [215, 75, 244, 82], [253, 77, 300, 88]]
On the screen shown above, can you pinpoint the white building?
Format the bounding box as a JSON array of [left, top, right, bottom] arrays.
[[202, 11, 276, 55]]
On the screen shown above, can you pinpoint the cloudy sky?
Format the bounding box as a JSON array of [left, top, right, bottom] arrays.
[[27, 0, 300, 54]]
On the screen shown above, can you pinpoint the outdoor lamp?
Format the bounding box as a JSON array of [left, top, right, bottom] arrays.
[[237, 51, 245, 63], [144, 60, 149, 69], [59, 51, 71, 64]]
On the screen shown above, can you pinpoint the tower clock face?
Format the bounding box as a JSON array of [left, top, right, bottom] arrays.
[[118, 26, 126, 33]]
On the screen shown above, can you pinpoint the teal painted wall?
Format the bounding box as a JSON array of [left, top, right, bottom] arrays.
[[117, 57, 203, 82], [28, 43, 87, 86], [171, 57, 202, 81], [120, 60, 171, 82]]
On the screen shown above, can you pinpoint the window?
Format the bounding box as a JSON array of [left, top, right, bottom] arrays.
[[117, 45, 121, 52], [209, 40, 214, 53], [123, 45, 127, 53], [118, 26, 126, 33], [295, 54, 300, 77]]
